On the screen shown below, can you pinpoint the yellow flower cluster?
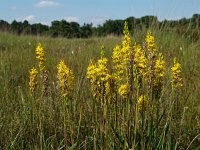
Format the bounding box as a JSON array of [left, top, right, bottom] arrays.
[[87, 57, 109, 81], [112, 22, 131, 78], [87, 52, 117, 99], [86, 60, 97, 83], [29, 67, 38, 92], [122, 21, 131, 61], [112, 22, 132, 97], [35, 43, 45, 72], [134, 43, 148, 77], [154, 53, 166, 86], [57, 60, 74, 97], [118, 83, 129, 97], [171, 58, 183, 89], [86, 55, 109, 97], [145, 31, 157, 56], [112, 45, 124, 80], [86, 21, 183, 105], [96, 57, 109, 81]]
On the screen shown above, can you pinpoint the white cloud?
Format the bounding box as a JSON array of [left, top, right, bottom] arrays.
[[23, 15, 35, 22], [65, 16, 79, 22], [35, 0, 60, 8], [165, 16, 182, 21], [91, 16, 107, 26], [17, 15, 35, 23], [38, 21, 50, 26]]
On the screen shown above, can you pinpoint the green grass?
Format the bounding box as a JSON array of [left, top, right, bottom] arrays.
[[0, 30, 200, 149]]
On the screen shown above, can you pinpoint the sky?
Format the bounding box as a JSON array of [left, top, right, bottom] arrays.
[[0, 0, 200, 26]]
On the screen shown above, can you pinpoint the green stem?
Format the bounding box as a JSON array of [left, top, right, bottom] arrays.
[[63, 97, 67, 149]]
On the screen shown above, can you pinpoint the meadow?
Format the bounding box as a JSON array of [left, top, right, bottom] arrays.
[[0, 24, 200, 149]]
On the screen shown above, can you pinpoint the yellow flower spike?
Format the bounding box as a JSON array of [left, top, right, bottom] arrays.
[[134, 43, 148, 77], [86, 53, 110, 99], [122, 21, 131, 62], [96, 57, 109, 81], [118, 83, 129, 97], [35, 43, 45, 72], [86, 60, 97, 81], [29, 67, 38, 92], [154, 53, 166, 86], [57, 60, 74, 97], [145, 31, 157, 55], [112, 22, 132, 83], [123, 21, 129, 36], [171, 57, 183, 89], [112, 45, 124, 81]]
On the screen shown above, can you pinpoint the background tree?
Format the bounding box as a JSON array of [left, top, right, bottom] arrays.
[[1, 14, 200, 39]]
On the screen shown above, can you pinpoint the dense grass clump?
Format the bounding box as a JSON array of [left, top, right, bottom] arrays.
[[0, 23, 200, 149]]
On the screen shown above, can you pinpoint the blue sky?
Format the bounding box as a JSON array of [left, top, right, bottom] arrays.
[[0, 0, 200, 26]]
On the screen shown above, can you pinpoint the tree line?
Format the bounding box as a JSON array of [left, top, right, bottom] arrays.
[[1, 14, 200, 39]]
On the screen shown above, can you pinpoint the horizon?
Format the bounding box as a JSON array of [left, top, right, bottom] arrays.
[[1, 13, 199, 27], [0, 0, 200, 26]]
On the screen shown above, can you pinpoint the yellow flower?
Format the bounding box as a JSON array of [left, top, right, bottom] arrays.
[[87, 57, 109, 81], [171, 57, 183, 89], [145, 31, 157, 55], [138, 95, 148, 111], [29, 67, 38, 92], [134, 43, 148, 77], [86, 53, 109, 99], [154, 53, 166, 86], [86, 60, 97, 82], [96, 57, 109, 81], [35, 43, 45, 72], [118, 83, 129, 97], [112, 22, 132, 83], [112, 45, 124, 81], [122, 21, 131, 62], [57, 60, 74, 97]]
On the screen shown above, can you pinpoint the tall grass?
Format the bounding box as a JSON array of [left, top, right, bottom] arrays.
[[0, 26, 200, 150]]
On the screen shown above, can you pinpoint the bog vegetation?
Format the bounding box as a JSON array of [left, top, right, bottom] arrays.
[[0, 21, 200, 149]]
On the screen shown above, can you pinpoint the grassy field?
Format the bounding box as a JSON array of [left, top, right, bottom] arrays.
[[0, 28, 200, 149]]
